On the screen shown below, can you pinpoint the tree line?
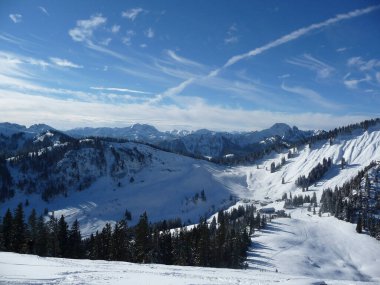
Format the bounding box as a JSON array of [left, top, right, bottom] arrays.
[[0, 204, 266, 269], [320, 161, 380, 239], [295, 157, 332, 190]]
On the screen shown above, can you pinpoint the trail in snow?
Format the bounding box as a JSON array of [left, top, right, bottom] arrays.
[[247, 208, 380, 283]]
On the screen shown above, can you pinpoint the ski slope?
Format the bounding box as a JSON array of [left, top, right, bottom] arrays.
[[248, 208, 380, 283], [1, 249, 379, 285]]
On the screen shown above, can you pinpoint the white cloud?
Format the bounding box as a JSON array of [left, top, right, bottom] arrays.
[[122, 8, 144, 21], [140, 44, 147, 48], [287, 54, 334, 79], [224, 36, 238, 44], [50, 57, 83, 69], [9, 14, 22, 23], [100, 38, 112, 46], [111, 25, 120, 33], [69, 14, 107, 42], [222, 5, 380, 70], [39, 6, 49, 16], [278, 74, 290, 79], [150, 78, 194, 103], [90, 86, 152, 94], [122, 30, 135, 46], [0, 89, 369, 131], [376, 72, 380, 83], [281, 83, 338, 109], [336, 47, 347, 52], [166, 50, 202, 67], [225, 24, 239, 44], [344, 74, 372, 89], [347, 56, 380, 71], [145, 28, 155, 38]]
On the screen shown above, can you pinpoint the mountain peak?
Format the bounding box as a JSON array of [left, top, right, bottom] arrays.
[[269, 123, 292, 132]]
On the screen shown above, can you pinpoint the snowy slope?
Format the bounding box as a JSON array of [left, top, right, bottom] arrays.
[[231, 124, 380, 202], [2, 124, 380, 237], [1, 124, 380, 284], [248, 208, 380, 282], [2, 141, 243, 237], [1, 250, 379, 285]]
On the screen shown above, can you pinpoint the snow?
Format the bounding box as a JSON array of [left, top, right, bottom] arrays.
[[1, 126, 380, 284], [248, 208, 380, 283], [1, 249, 378, 285]]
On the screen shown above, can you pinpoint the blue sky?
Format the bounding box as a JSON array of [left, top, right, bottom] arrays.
[[0, 0, 380, 131]]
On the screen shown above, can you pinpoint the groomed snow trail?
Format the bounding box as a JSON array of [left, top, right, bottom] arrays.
[[247, 208, 380, 284], [0, 251, 378, 285]]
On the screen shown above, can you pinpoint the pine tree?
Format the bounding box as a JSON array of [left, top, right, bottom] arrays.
[[356, 214, 362, 233], [68, 219, 82, 258], [2, 209, 13, 250], [35, 215, 48, 256], [135, 212, 150, 263], [111, 219, 130, 261], [27, 209, 38, 254], [12, 203, 27, 253], [57, 215, 68, 257]]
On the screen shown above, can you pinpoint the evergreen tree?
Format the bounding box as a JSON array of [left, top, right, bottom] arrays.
[[356, 215, 362, 233], [111, 219, 130, 261], [27, 209, 38, 254], [68, 219, 82, 258], [57, 215, 68, 257], [35, 215, 48, 256], [12, 203, 27, 253], [135, 212, 150, 263], [2, 208, 13, 250]]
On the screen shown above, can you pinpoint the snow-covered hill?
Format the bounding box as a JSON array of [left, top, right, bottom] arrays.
[[1, 121, 380, 284], [1, 122, 380, 237]]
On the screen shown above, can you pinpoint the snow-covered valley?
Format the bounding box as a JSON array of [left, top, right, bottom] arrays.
[[1, 122, 380, 284]]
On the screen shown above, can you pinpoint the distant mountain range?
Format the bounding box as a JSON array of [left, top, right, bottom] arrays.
[[0, 122, 316, 159]]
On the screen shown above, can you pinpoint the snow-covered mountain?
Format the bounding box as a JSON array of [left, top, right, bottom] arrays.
[[1, 120, 380, 236], [1, 120, 380, 283], [65, 122, 316, 159], [158, 123, 315, 158], [66, 123, 180, 143]]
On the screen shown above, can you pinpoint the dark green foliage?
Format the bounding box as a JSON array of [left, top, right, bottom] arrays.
[[320, 161, 380, 238], [295, 157, 332, 189]]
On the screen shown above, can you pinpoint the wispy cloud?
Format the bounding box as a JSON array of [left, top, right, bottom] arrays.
[[150, 78, 194, 103], [281, 83, 339, 109], [100, 38, 112, 46], [336, 47, 347, 52], [50, 57, 83, 69], [90, 86, 152, 94], [38, 6, 49, 16], [122, 30, 135, 46], [278, 74, 290, 79], [145, 27, 155, 38], [69, 14, 107, 42], [347, 56, 380, 71], [224, 23, 239, 44], [166, 50, 202, 67], [208, 5, 380, 77], [287, 54, 334, 79], [0, 89, 369, 131], [111, 25, 120, 33], [122, 8, 144, 21], [376, 72, 380, 83], [9, 14, 22, 23], [344, 74, 372, 89]]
